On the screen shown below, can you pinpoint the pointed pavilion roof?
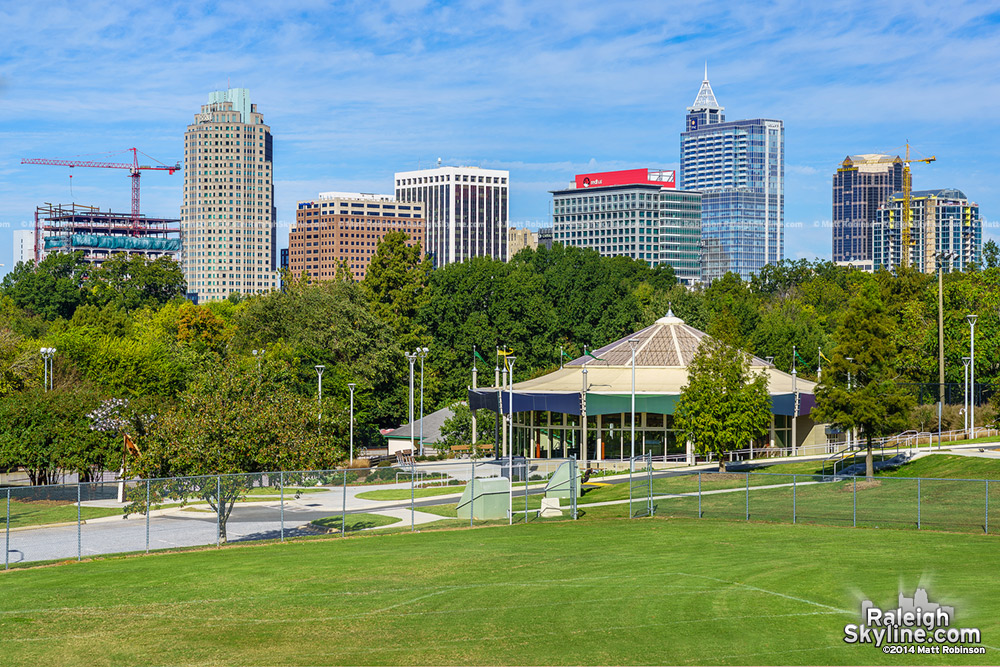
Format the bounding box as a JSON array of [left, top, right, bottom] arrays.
[[687, 63, 723, 112]]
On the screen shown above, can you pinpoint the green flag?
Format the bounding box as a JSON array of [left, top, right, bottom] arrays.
[[794, 350, 811, 369], [586, 350, 605, 362], [560, 349, 572, 358], [474, 349, 486, 363]]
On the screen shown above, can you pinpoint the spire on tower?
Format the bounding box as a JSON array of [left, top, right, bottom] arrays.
[[688, 65, 723, 113]]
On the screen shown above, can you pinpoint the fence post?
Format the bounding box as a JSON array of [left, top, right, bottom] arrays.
[[343, 469, 348, 537], [628, 457, 634, 518], [792, 474, 796, 524], [470, 461, 475, 528], [745, 472, 750, 521], [986, 480, 990, 535], [145, 479, 150, 553], [280, 471, 284, 543], [5, 488, 9, 570], [216, 475, 221, 547], [570, 456, 578, 520], [917, 478, 921, 530], [852, 476, 856, 528], [410, 466, 415, 532], [647, 453, 654, 517], [698, 472, 702, 518], [77, 481, 82, 562], [524, 461, 528, 524]]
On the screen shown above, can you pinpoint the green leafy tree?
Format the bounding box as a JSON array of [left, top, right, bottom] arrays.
[[674, 335, 771, 471], [1, 252, 91, 320], [363, 231, 431, 347], [812, 285, 914, 478], [127, 361, 338, 541], [89, 253, 186, 311], [439, 402, 497, 448], [983, 240, 999, 270]]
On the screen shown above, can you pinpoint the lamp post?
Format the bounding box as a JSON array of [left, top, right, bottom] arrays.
[[507, 356, 516, 460], [348, 382, 356, 462], [962, 357, 971, 435], [405, 352, 417, 453], [40, 347, 56, 392], [628, 338, 640, 467], [845, 357, 854, 450], [935, 252, 956, 424], [968, 314, 978, 435], [417, 347, 429, 456], [251, 348, 265, 373], [315, 365, 325, 422]]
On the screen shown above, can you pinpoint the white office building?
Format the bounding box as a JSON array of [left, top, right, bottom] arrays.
[[13, 229, 35, 266], [394, 165, 509, 266]]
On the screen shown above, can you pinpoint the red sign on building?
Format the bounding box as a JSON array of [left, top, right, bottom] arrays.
[[574, 168, 676, 189]]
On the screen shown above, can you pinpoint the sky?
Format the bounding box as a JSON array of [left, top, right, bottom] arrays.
[[1, 0, 999, 278]]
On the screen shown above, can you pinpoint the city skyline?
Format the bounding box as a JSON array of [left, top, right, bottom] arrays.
[[1, 1, 997, 278]]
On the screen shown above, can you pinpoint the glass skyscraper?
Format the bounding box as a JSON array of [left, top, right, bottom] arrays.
[[680, 69, 784, 282]]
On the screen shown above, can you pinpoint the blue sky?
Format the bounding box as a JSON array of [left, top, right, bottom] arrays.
[[2, 0, 998, 278]]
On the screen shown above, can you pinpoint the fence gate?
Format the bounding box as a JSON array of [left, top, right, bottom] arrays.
[[628, 453, 654, 518]]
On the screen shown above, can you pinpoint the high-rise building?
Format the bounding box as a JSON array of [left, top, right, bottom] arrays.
[[537, 227, 554, 250], [832, 154, 903, 263], [551, 169, 702, 284], [288, 192, 425, 282], [873, 188, 981, 273], [13, 229, 35, 266], [181, 88, 277, 303], [394, 166, 508, 266], [680, 68, 784, 282], [508, 227, 538, 258]]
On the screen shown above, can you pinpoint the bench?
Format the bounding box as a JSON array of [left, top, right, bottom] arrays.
[[450, 445, 471, 458]]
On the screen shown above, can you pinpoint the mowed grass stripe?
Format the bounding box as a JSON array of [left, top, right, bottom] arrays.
[[1, 517, 997, 666]]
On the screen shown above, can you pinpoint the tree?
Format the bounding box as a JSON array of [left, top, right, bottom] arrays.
[[812, 285, 913, 479], [673, 335, 771, 471], [439, 402, 497, 449], [89, 253, 186, 311], [1, 252, 91, 320], [362, 231, 431, 350], [126, 361, 337, 541], [983, 240, 999, 270]]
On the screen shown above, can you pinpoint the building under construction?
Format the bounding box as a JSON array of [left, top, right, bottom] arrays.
[[34, 203, 181, 265]]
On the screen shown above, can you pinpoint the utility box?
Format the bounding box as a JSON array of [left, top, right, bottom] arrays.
[[545, 461, 580, 500], [456, 477, 510, 520]]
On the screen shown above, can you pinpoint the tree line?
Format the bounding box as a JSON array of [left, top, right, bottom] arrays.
[[2, 235, 1000, 485]]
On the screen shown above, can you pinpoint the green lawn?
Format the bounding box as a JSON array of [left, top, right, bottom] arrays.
[[355, 486, 464, 501], [1, 517, 996, 665], [2, 500, 121, 529], [311, 512, 401, 532]]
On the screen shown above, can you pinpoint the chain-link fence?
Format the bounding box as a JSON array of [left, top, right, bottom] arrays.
[[589, 469, 998, 533], [3, 458, 579, 568]]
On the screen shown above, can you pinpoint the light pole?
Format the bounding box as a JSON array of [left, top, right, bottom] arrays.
[[315, 365, 325, 422], [252, 348, 265, 373], [935, 251, 956, 424], [845, 357, 854, 450], [968, 314, 978, 436], [40, 347, 56, 392], [405, 352, 417, 453], [962, 357, 971, 435], [628, 338, 639, 467], [507, 356, 516, 460], [417, 347, 429, 456], [348, 382, 356, 462]]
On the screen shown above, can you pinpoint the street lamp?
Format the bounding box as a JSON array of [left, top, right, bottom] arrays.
[[628, 338, 640, 466], [968, 314, 978, 435], [845, 357, 854, 450], [417, 347, 429, 456], [315, 365, 325, 422], [962, 357, 971, 434], [405, 352, 418, 453], [40, 347, 56, 392], [251, 348, 265, 372], [507, 355, 516, 459], [347, 382, 356, 462]]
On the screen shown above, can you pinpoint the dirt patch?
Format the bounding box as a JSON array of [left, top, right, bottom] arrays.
[[702, 473, 749, 481], [838, 479, 882, 491]]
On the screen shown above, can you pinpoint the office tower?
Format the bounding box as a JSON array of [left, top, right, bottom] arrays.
[[873, 188, 981, 272], [537, 226, 554, 250], [680, 67, 783, 282], [181, 88, 277, 303], [13, 229, 35, 266], [394, 165, 508, 266], [288, 192, 425, 282], [508, 227, 538, 258], [551, 169, 702, 284], [832, 154, 904, 263]]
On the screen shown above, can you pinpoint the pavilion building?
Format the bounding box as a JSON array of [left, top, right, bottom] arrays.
[[469, 312, 826, 464]]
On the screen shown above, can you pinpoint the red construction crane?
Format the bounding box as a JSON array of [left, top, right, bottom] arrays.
[[22, 147, 181, 235]]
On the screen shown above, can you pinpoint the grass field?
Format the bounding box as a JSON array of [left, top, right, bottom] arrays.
[[1, 516, 997, 666], [312, 512, 402, 532], [354, 486, 464, 501]]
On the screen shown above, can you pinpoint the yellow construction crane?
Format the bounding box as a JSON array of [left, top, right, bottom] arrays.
[[900, 142, 936, 268]]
